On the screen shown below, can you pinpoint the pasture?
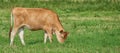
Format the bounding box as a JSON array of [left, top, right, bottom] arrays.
[[0, 0, 120, 53]]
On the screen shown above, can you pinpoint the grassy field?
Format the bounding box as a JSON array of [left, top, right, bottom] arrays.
[[0, 0, 120, 53]]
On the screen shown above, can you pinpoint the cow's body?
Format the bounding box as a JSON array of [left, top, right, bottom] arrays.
[[9, 7, 68, 46]]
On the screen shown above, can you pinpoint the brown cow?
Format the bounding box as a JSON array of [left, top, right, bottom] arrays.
[[9, 7, 68, 46]]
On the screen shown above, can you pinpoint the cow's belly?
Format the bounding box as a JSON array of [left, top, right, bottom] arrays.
[[24, 24, 43, 31]]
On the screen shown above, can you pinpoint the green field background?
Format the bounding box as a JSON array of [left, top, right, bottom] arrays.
[[0, 0, 120, 53]]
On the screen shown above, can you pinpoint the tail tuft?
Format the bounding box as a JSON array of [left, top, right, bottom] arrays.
[[9, 27, 12, 40]]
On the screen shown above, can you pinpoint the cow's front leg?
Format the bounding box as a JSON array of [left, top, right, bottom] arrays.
[[44, 28, 53, 43], [18, 28, 25, 46], [48, 33, 53, 43], [44, 32, 48, 43]]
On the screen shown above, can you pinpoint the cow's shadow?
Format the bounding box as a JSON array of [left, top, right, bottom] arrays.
[[28, 40, 43, 45]]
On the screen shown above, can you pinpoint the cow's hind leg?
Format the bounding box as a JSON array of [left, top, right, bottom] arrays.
[[10, 27, 18, 46], [18, 28, 25, 45], [44, 32, 48, 43]]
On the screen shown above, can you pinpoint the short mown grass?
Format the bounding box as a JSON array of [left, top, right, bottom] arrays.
[[0, 0, 120, 53]]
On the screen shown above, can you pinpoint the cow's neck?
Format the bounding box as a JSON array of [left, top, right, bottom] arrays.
[[54, 23, 64, 35], [55, 23, 64, 32]]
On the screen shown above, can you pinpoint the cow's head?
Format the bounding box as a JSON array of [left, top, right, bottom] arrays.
[[56, 30, 69, 43]]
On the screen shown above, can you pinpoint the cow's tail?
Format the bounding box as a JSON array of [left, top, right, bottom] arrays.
[[9, 12, 13, 40]]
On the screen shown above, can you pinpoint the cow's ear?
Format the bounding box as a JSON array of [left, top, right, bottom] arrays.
[[63, 32, 69, 39], [60, 30, 64, 33]]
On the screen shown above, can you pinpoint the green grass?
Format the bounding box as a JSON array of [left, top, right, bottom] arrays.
[[0, 0, 120, 53]]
